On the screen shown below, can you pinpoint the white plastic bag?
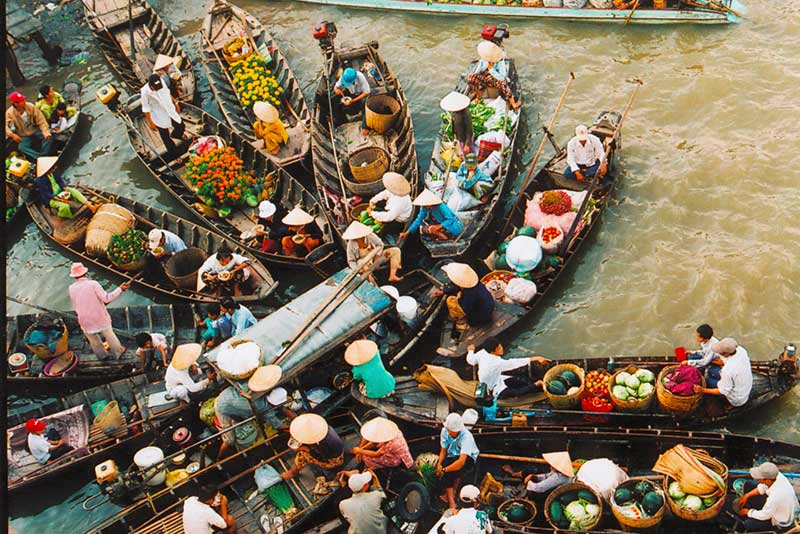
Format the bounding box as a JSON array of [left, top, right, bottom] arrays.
[[484, 97, 518, 130], [506, 236, 542, 272], [505, 277, 537, 305], [479, 151, 503, 177], [537, 225, 564, 254], [444, 173, 481, 212]]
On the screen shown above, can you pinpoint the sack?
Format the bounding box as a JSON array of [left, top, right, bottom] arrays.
[[537, 225, 564, 254], [506, 236, 542, 273], [444, 174, 481, 212], [524, 190, 588, 235], [479, 151, 503, 177], [563, 0, 587, 7], [543, 0, 563, 7], [505, 277, 537, 304]]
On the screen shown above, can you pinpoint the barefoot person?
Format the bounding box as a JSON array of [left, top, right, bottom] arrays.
[[368, 172, 413, 235], [282, 414, 344, 480], [341, 416, 412, 485], [197, 244, 252, 297], [467, 40, 522, 110], [564, 124, 606, 182], [334, 67, 373, 137], [253, 101, 288, 155], [6, 91, 53, 159], [438, 263, 494, 333], [34, 157, 98, 219], [165, 343, 212, 403], [343, 221, 404, 283], [436, 413, 480, 511], [466, 337, 550, 400], [141, 73, 185, 159]]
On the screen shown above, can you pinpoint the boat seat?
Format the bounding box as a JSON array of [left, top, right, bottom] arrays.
[[136, 510, 183, 534]]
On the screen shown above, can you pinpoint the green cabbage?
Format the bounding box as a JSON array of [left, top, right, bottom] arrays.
[[637, 382, 654, 398], [564, 501, 588, 522], [612, 385, 630, 400], [624, 375, 641, 389], [635, 369, 655, 383], [616, 372, 631, 385], [585, 503, 601, 517], [668, 481, 686, 499], [627, 387, 638, 397], [567, 386, 580, 396], [702, 496, 719, 508], [682, 495, 703, 510]]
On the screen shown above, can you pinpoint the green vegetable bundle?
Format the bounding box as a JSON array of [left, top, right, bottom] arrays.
[[440, 100, 496, 140], [108, 229, 148, 266]]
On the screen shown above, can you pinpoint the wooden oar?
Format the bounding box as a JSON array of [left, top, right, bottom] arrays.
[[479, 452, 581, 468], [498, 72, 575, 240], [681, 0, 742, 18], [322, 50, 351, 225], [624, 0, 641, 26]]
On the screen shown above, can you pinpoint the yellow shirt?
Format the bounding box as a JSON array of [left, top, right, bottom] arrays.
[[253, 119, 288, 154]]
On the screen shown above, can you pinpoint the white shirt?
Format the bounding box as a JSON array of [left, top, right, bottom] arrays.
[[182, 496, 227, 534], [748, 473, 799, 527], [140, 83, 181, 129], [335, 71, 372, 97], [165, 365, 209, 394], [717, 346, 753, 407], [137, 333, 168, 358], [566, 134, 605, 172], [577, 458, 629, 503], [369, 190, 413, 223], [28, 433, 52, 464], [687, 336, 720, 368], [198, 253, 251, 279], [466, 349, 529, 397], [442, 507, 493, 534]]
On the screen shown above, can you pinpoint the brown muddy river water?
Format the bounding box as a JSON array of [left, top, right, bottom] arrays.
[[6, 0, 799, 530]]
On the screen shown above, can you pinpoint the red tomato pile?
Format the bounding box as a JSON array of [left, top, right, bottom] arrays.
[[541, 226, 561, 244], [585, 369, 611, 397]]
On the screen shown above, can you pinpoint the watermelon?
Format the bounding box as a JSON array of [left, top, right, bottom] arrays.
[[577, 489, 597, 504], [497, 241, 509, 255], [642, 491, 664, 516], [495, 254, 510, 271], [614, 487, 633, 505], [515, 226, 536, 237], [559, 491, 578, 506], [634, 480, 654, 498], [547, 379, 567, 396], [560, 370, 581, 387], [549, 501, 564, 524]]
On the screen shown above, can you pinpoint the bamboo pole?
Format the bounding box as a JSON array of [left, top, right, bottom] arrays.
[[624, 0, 641, 26]]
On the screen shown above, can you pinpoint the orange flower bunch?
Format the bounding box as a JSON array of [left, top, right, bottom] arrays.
[[183, 147, 256, 207]]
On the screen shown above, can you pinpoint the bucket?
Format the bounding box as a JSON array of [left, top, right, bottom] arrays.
[[133, 446, 167, 486], [396, 296, 418, 324], [24, 320, 69, 360], [674, 346, 687, 362], [365, 94, 401, 134], [7, 353, 29, 374], [85, 204, 135, 258], [165, 247, 207, 289], [348, 147, 389, 185]]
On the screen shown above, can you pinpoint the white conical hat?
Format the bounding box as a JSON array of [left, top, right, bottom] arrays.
[[477, 40, 503, 63], [36, 156, 58, 177], [442, 262, 479, 289], [282, 207, 314, 226], [344, 339, 379, 366], [360, 416, 400, 443], [153, 54, 176, 71], [543, 451, 574, 477], [289, 413, 329, 444], [253, 101, 279, 123], [440, 91, 470, 112], [171, 343, 202, 370], [412, 189, 442, 207], [382, 172, 411, 196], [342, 221, 374, 241], [247, 365, 282, 393]]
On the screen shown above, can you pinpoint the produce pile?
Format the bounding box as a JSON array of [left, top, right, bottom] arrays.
[[358, 210, 384, 234], [440, 99, 514, 140], [107, 229, 148, 266], [667, 481, 721, 512], [184, 147, 259, 210], [546, 368, 582, 396], [495, 226, 550, 280], [611, 368, 655, 402], [549, 489, 601, 530], [230, 55, 283, 110], [614, 480, 665, 519], [539, 226, 561, 245], [582, 369, 613, 411], [539, 190, 572, 216]]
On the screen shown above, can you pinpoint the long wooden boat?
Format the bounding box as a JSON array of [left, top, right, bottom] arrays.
[[311, 34, 419, 247], [281, 0, 745, 25], [106, 96, 339, 272], [5, 303, 197, 395], [436, 109, 622, 359], [421, 41, 522, 260], [26, 184, 278, 303], [7, 374, 199, 493], [200, 0, 311, 167], [354, 352, 799, 430], [81, 0, 196, 101]]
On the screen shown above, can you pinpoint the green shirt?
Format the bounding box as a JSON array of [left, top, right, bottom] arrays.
[[352, 353, 396, 399]]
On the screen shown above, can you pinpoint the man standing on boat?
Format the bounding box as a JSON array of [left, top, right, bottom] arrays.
[[564, 124, 606, 182], [140, 73, 186, 159], [6, 91, 53, 159], [333, 67, 372, 137]]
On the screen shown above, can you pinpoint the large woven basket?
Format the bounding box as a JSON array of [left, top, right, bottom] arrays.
[[348, 147, 389, 185], [85, 204, 135, 258], [111, 255, 147, 272], [544, 481, 603, 531], [609, 365, 656, 413], [217, 339, 262, 381], [543, 363, 585, 409], [656, 365, 705, 417], [610, 478, 666, 531], [165, 247, 207, 290], [365, 94, 400, 134], [496, 498, 537, 526], [663, 452, 728, 522], [25, 321, 68, 360]]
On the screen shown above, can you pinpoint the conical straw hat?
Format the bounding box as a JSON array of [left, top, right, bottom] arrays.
[[253, 101, 279, 122], [441, 262, 479, 289], [248, 365, 282, 393], [412, 189, 442, 207], [344, 339, 379, 366], [382, 172, 411, 196], [36, 156, 58, 178], [440, 91, 470, 113], [289, 413, 329, 444], [360, 416, 400, 443], [153, 54, 176, 71], [342, 221, 374, 241], [171, 343, 202, 370], [282, 207, 314, 226], [543, 451, 574, 477], [477, 40, 503, 63]]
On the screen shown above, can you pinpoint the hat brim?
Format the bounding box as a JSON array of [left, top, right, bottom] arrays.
[[70, 266, 89, 278], [440, 92, 471, 113], [344, 339, 379, 366], [360, 417, 400, 443], [342, 222, 373, 241], [248, 365, 283, 393], [442, 263, 479, 289], [290, 414, 329, 444], [172, 343, 202, 370]]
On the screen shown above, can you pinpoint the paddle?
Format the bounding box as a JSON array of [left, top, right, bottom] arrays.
[[681, 0, 743, 18], [624, 0, 641, 26], [497, 72, 575, 241], [321, 46, 351, 226]]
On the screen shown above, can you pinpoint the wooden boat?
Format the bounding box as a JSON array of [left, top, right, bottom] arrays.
[[281, 0, 745, 25], [420, 41, 522, 260], [200, 0, 311, 167], [353, 352, 800, 430], [106, 96, 338, 272], [7, 374, 198, 493], [436, 109, 622, 359], [80, 0, 196, 101], [26, 184, 278, 303], [311, 31, 419, 247], [5, 303, 197, 395]]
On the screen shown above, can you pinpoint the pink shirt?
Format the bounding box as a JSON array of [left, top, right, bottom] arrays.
[[68, 278, 122, 333], [363, 435, 414, 470]]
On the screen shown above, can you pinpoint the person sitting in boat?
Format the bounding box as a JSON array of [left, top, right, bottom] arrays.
[[400, 189, 464, 242], [25, 418, 73, 465], [197, 302, 233, 348], [437, 412, 480, 511], [198, 244, 252, 297], [182, 485, 236, 534], [36, 84, 76, 122], [344, 221, 404, 283], [144, 228, 187, 281], [340, 416, 412, 485], [33, 157, 97, 219], [141, 73, 186, 159], [576, 458, 628, 503], [693, 337, 753, 408], [281, 413, 345, 480], [344, 339, 396, 400], [252, 200, 288, 253], [504, 451, 575, 498], [165, 343, 213, 403], [466, 337, 550, 400], [49, 102, 73, 139], [6, 91, 53, 159], [153, 54, 182, 99], [456, 153, 494, 202], [219, 298, 257, 337], [135, 331, 169, 371], [685, 323, 726, 388], [564, 124, 607, 182], [440, 91, 474, 159], [735, 461, 799, 532], [333, 67, 373, 138], [339, 471, 389, 534], [368, 172, 414, 234], [252, 101, 288, 155], [468, 40, 522, 111], [440, 485, 493, 534], [437, 263, 495, 333], [280, 206, 322, 257]]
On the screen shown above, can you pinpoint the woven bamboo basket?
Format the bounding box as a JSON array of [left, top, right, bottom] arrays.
[[610, 478, 666, 531], [165, 248, 207, 289], [111, 255, 147, 272], [496, 498, 537, 526], [656, 365, 705, 417], [365, 94, 400, 134], [544, 481, 603, 531], [348, 147, 389, 185], [93, 400, 126, 435], [217, 339, 262, 381], [609, 365, 656, 413], [85, 204, 135, 258], [25, 321, 68, 360], [663, 452, 728, 522], [543, 363, 585, 409], [349, 203, 370, 222]]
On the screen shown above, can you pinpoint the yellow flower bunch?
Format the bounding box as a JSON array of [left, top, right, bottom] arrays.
[[230, 55, 284, 110]]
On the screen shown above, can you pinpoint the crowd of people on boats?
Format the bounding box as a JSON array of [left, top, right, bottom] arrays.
[[5, 86, 78, 160]]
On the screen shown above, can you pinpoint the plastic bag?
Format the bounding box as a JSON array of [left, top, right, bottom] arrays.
[[563, 0, 588, 7], [505, 277, 537, 304], [477, 130, 510, 149], [537, 225, 564, 254], [506, 236, 542, 272], [255, 464, 282, 492], [484, 97, 518, 130], [543, 0, 563, 6], [479, 151, 503, 177], [444, 173, 481, 212]]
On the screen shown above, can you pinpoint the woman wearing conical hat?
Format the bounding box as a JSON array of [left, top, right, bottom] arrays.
[[342, 416, 412, 480], [467, 40, 521, 110], [33, 157, 97, 219], [282, 413, 345, 480], [367, 172, 413, 233], [439, 262, 495, 333], [399, 189, 463, 242], [280, 206, 322, 257], [252, 101, 288, 155], [343, 220, 403, 282]]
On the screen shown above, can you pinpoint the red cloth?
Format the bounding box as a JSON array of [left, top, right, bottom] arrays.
[[664, 365, 703, 396]]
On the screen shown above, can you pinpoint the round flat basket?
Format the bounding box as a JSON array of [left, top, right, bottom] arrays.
[[217, 339, 262, 381], [610, 478, 666, 531], [543, 363, 585, 409], [349, 203, 370, 222], [656, 365, 705, 417], [609, 365, 656, 413], [347, 146, 390, 192], [43, 351, 79, 376], [497, 498, 537, 526], [24, 321, 69, 360], [365, 94, 401, 134], [544, 481, 603, 531], [111, 255, 147, 272], [481, 270, 516, 302]]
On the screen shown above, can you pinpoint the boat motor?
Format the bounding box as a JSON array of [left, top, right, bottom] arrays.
[[781, 343, 798, 375], [481, 24, 510, 46], [94, 459, 144, 504], [312, 21, 337, 53], [96, 83, 121, 113]]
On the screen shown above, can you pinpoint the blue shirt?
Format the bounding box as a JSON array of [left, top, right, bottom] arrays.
[[456, 163, 493, 190], [407, 205, 464, 237], [440, 427, 479, 460], [476, 58, 509, 82], [228, 305, 257, 336], [159, 230, 187, 254]]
